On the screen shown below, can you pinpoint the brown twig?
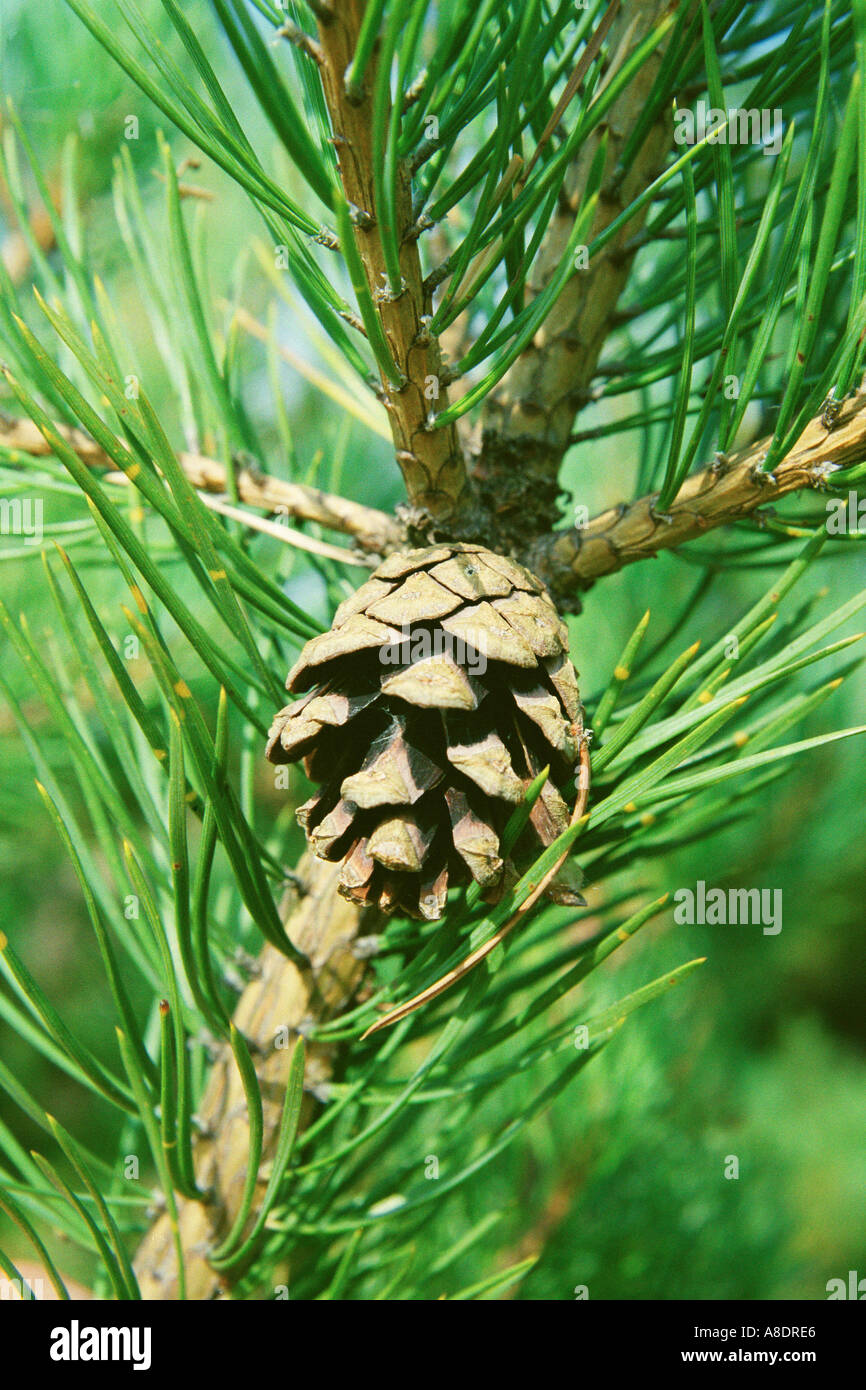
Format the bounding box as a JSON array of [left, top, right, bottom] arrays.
[[0, 414, 401, 556], [191, 490, 376, 566], [313, 0, 471, 523], [472, 0, 683, 545], [519, 0, 622, 186], [132, 855, 379, 1301], [530, 388, 866, 597]]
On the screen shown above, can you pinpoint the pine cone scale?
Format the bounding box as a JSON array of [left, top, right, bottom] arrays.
[[286, 616, 404, 692], [380, 652, 482, 709], [366, 570, 461, 624], [428, 553, 514, 599], [439, 601, 537, 667]]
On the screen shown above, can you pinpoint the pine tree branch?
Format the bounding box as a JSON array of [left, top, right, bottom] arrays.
[[530, 389, 866, 597], [314, 0, 471, 523], [132, 854, 377, 1301], [0, 414, 401, 555], [472, 0, 681, 544], [7, 393, 865, 593]]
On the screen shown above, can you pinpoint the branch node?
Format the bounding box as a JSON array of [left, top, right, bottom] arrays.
[[414, 314, 433, 347], [351, 934, 382, 960], [404, 213, 435, 244], [749, 459, 777, 486], [820, 390, 843, 430], [374, 274, 408, 304], [274, 21, 324, 66], [337, 308, 366, 334], [222, 966, 246, 993], [710, 450, 732, 476], [233, 449, 266, 486], [348, 202, 374, 229], [314, 228, 340, 251], [343, 64, 367, 106], [808, 459, 844, 490], [649, 502, 674, 525], [233, 947, 264, 979], [307, 1080, 332, 1103]]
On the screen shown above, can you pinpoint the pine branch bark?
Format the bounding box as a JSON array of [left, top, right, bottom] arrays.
[[471, 0, 681, 544], [530, 388, 866, 594], [132, 856, 377, 1301], [0, 414, 401, 555], [314, 0, 471, 524]]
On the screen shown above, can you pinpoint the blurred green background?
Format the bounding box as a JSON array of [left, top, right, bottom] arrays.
[[1, 0, 864, 1300]]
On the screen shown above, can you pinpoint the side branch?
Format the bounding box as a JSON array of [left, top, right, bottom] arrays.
[[474, 0, 679, 541], [530, 390, 866, 597], [315, 0, 470, 523], [0, 415, 401, 556]]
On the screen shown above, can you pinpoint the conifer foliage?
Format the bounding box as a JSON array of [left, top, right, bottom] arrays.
[[0, 0, 864, 1301]]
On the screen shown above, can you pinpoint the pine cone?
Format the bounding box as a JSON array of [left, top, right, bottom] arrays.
[[266, 544, 586, 920]]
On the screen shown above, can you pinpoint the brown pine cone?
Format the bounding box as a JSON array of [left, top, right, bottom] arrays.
[[266, 544, 587, 920]]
